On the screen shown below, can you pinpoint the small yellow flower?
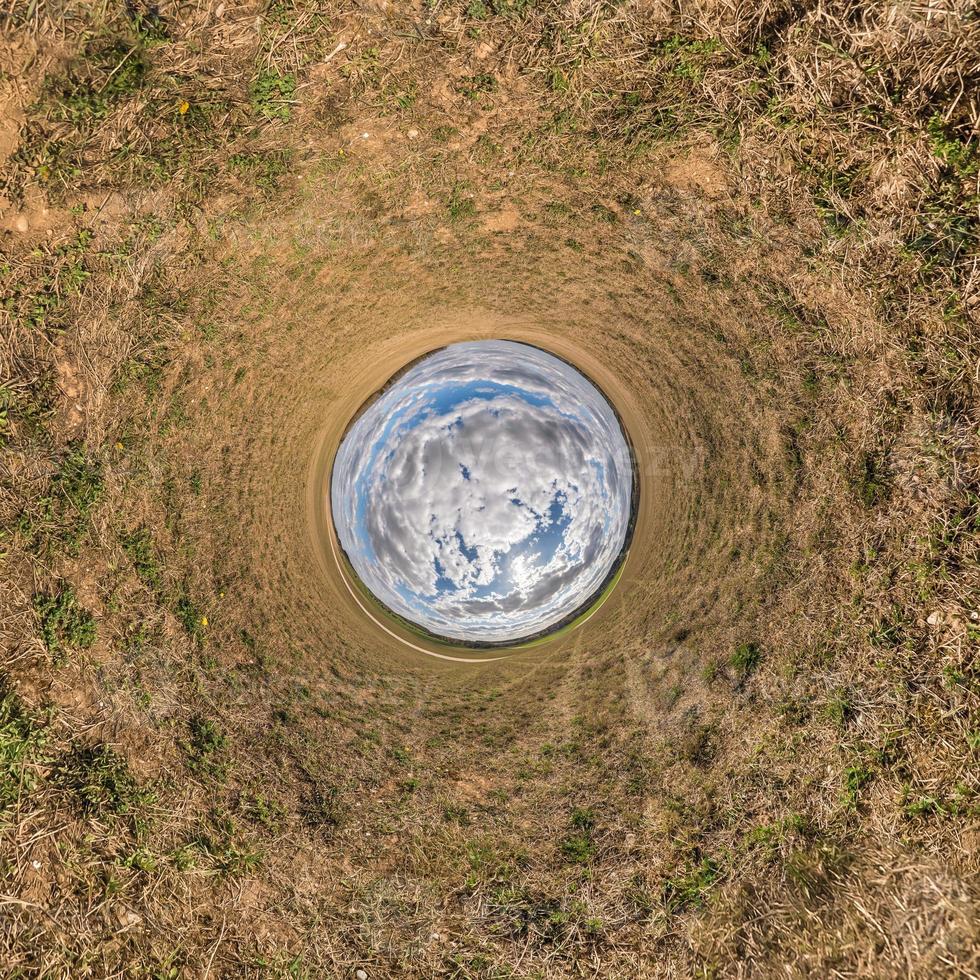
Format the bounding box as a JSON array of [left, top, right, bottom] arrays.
[[632, 208, 642, 215], [200, 616, 208, 627], [115, 441, 124, 450], [178, 100, 190, 115], [219, 591, 225, 598]]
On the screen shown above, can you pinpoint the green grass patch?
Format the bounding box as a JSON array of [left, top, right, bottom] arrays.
[[18, 442, 102, 554], [842, 763, 872, 809], [175, 588, 205, 640], [228, 149, 293, 191], [447, 183, 477, 222], [34, 585, 97, 658], [46, 40, 147, 125], [730, 641, 761, 679], [663, 855, 720, 913], [241, 792, 286, 830], [560, 807, 597, 864], [0, 686, 48, 813], [184, 715, 227, 776], [457, 73, 497, 99], [824, 689, 855, 728], [122, 527, 164, 591], [251, 70, 296, 120], [58, 743, 154, 816]]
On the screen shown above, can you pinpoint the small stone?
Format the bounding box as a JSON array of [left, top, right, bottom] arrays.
[[14, 215, 29, 232], [927, 610, 942, 626], [32, 860, 41, 870], [407, 128, 419, 140], [356, 971, 368, 980], [116, 908, 142, 930]]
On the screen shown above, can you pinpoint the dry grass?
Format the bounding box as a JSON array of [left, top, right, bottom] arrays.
[[0, 0, 978, 976]]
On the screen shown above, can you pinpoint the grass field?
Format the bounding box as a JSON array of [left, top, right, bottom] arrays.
[[1, 1, 978, 976]]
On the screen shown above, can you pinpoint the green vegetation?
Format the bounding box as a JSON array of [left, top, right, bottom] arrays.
[[191, 812, 263, 875], [242, 792, 286, 830], [663, 856, 720, 913], [229, 149, 293, 191], [58, 743, 154, 816], [458, 74, 498, 99], [251, 70, 296, 120], [122, 527, 164, 591], [730, 642, 761, 679], [34, 585, 97, 657], [52, 443, 102, 516], [447, 183, 477, 222], [927, 115, 979, 176], [560, 807, 597, 864], [184, 716, 227, 776], [842, 763, 872, 809], [48, 40, 147, 124], [0, 687, 47, 813], [825, 689, 854, 728], [18, 442, 102, 552], [175, 589, 205, 640]]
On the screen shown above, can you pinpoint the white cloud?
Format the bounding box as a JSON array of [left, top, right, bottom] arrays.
[[331, 341, 632, 642]]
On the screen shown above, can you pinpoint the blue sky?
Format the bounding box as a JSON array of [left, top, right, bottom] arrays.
[[330, 341, 633, 642]]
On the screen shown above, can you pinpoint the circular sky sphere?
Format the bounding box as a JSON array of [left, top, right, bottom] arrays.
[[330, 341, 635, 644]]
